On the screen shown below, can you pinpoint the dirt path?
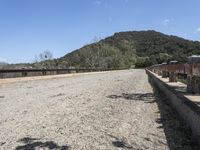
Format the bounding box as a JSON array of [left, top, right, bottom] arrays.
[[0, 69, 193, 149]]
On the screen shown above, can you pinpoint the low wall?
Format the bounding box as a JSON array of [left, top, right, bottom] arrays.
[[146, 69, 200, 144], [0, 69, 98, 79], [0, 68, 128, 79]]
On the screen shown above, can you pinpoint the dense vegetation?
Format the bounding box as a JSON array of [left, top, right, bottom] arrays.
[[55, 30, 200, 68], [3, 30, 200, 69], [57, 31, 200, 68]]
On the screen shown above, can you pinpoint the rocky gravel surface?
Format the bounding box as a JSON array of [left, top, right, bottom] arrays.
[[0, 70, 195, 150]]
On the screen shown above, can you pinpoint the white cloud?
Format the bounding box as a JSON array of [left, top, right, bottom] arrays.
[[162, 19, 170, 26], [0, 57, 7, 63], [94, 0, 102, 5], [183, 33, 188, 37], [194, 27, 200, 34], [196, 27, 200, 32]]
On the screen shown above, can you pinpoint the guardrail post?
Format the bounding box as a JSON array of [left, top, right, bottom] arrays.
[[0, 72, 3, 78], [42, 71, 47, 75], [187, 76, 200, 94], [186, 56, 200, 94], [158, 70, 162, 76], [168, 61, 178, 82], [186, 63, 200, 94], [187, 76, 192, 93], [169, 72, 178, 82], [162, 70, 168, 78], [161, 63, 168, 78], [22, 71, 28, 77], [186, 63, 193, 93]]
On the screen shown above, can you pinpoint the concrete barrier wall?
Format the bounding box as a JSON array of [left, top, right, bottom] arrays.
[[146, 69, 200, 143], [0, 72, 44, 78], [0, 70, 88, 78], [0, 68, 128, 79]]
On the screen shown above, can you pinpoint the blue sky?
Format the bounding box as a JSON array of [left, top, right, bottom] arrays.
[[0, 0, 200, 63]]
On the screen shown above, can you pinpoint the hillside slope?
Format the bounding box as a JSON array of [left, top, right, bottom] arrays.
[[55, 30, 200, 68], [3, 30, 200, 69]]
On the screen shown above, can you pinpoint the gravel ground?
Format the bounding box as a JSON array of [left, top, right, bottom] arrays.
[[0, 69, 194, 150]]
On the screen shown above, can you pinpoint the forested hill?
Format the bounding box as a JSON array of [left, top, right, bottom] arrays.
[[3, 30, 200, 69], [54, 30, 200, 68]]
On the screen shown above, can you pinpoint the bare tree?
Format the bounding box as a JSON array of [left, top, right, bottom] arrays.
[[38, 51, 53, 61], [33, 55, 39, 63], [90, 36, 101, 44]]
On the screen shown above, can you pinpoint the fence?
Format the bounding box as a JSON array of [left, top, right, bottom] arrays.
[[148, 62, 200, 94], [0, 68, 125, 79]]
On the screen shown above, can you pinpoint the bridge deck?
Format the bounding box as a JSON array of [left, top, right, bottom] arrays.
[[0, 69, 195, 149]]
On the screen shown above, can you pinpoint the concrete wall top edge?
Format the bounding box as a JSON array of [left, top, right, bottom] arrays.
[[146, 69, 200, 115]]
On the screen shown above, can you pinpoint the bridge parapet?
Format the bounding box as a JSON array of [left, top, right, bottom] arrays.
[[0, 68, 127, 79], [146, 69, 200, 146], [148, 56, 200, 94]]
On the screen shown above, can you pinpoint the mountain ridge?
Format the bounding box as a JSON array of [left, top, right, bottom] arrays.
[[55, 30, 200, 68], [3, 30, 200, 69]]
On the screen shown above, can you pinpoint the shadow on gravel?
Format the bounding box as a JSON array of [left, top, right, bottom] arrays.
[[106, 77, 199, 149], [15, 137, 70, 150], [148, 76, 199, 150], [107, 93, 154, 101], [107, 134, 133, 149]]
